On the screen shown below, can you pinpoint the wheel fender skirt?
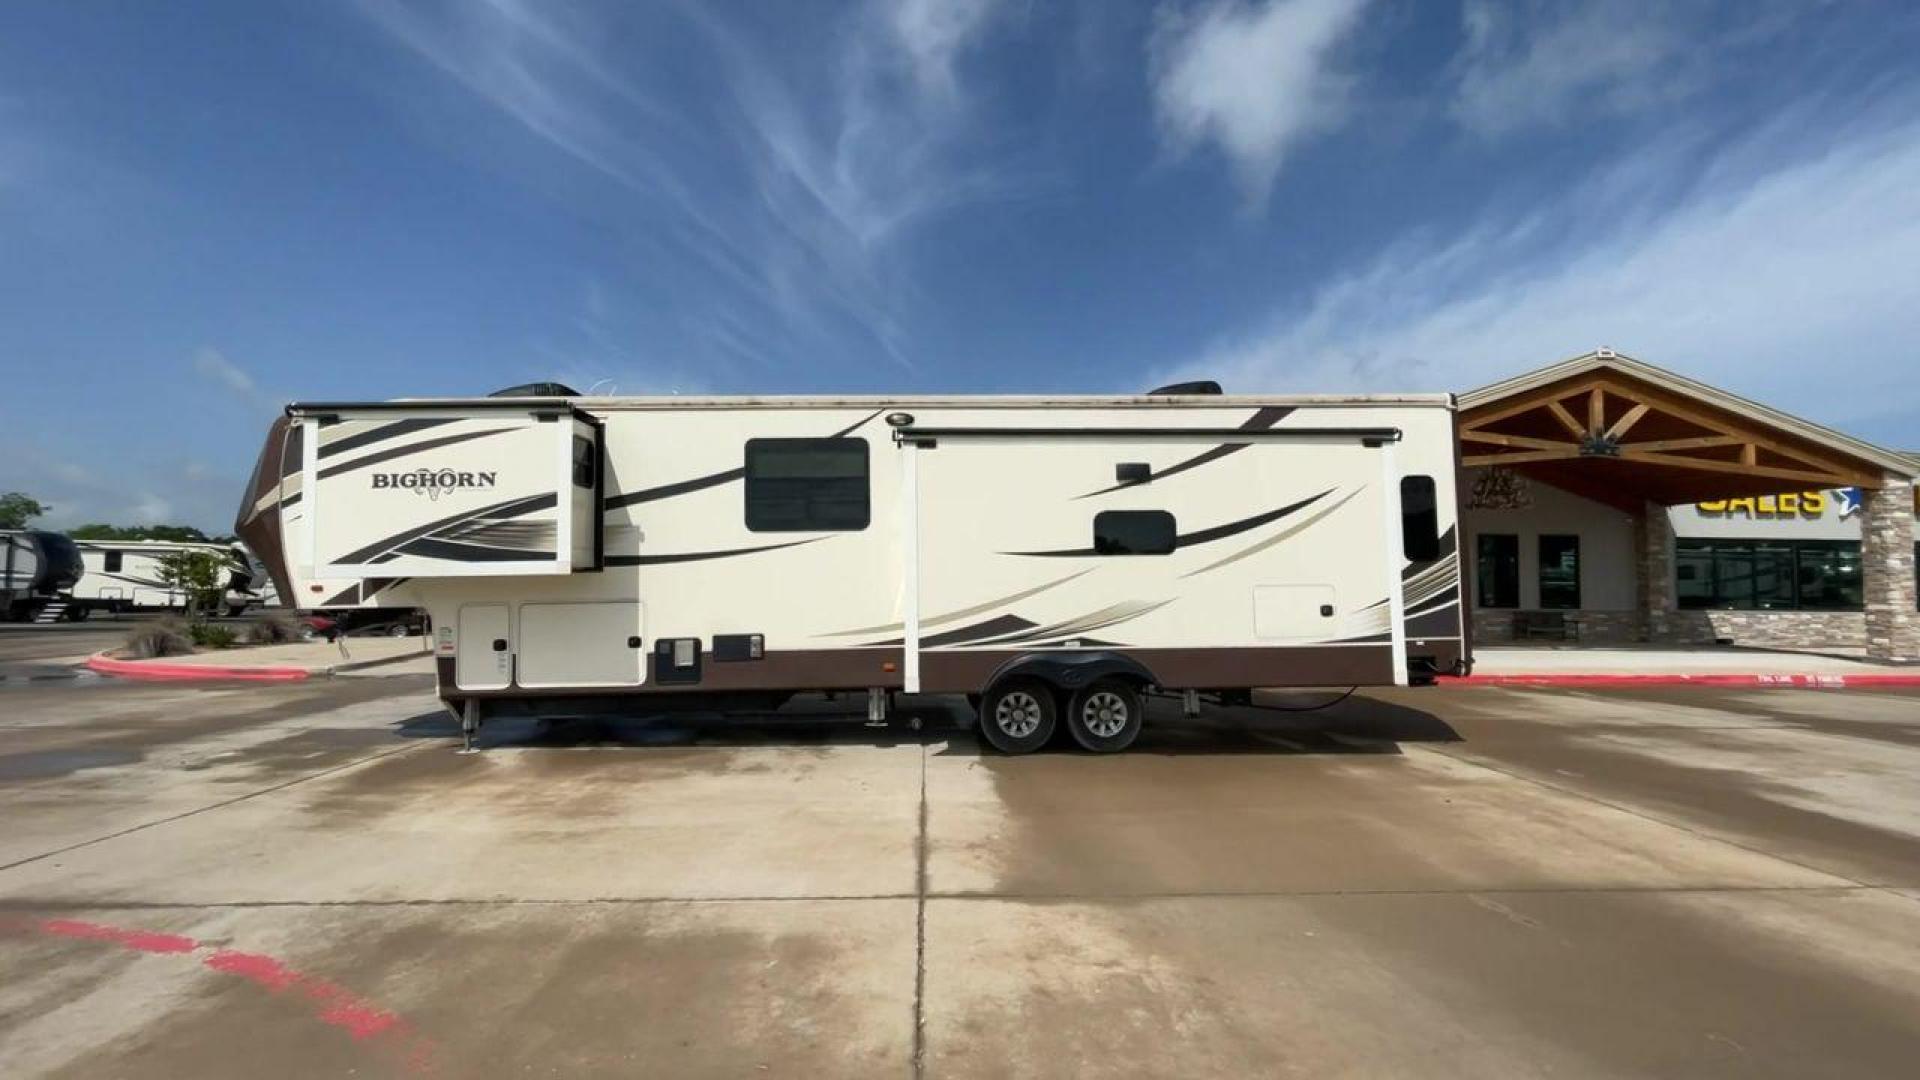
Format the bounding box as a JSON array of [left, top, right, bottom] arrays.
[[984, 651, 1157, 694]]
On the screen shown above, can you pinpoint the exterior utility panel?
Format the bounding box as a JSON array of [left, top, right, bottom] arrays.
[[238, 394, 1468, 725]]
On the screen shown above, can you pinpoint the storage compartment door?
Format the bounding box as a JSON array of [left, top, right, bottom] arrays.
[[1253, 585, 1338, 641], [455, 603, 513, 690], [515, 602, 645, 688]]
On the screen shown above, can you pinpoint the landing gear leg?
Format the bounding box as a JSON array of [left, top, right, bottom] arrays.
[[459, 699, 481, 754]]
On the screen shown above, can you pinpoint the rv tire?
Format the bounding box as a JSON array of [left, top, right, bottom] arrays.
[[1066, 679, 1143, 753], [979, 678, 1056, 755]]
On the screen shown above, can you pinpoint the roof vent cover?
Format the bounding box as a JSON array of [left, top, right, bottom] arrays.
[[1145, 380, 1222, 396], [488, 381, 581, 398]]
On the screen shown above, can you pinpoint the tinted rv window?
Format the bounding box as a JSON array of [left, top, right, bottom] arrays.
[[1399, 475, 1439, 561], [744, 438, 870, 531], [1093, 511, 1176, 555], [571, 435, 597, 489], [105, 551, 123, 572]]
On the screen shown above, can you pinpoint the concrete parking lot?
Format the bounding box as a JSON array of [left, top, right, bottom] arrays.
[[2, 666, 1919, 1077]]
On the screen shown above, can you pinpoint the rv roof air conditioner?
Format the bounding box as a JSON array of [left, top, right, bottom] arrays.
[[1145, 380, 1222, 396], [489, 381, 582, 398]]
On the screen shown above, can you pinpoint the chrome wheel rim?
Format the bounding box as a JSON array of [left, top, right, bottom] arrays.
[[994, 691, 1044, 738], [1082, 691, 1129, 738]]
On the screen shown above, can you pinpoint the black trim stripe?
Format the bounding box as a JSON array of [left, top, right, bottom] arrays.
[[823, 569, 1095, 638], [1075, 407, 1292, 499], [1004, 490, 1332, 557], [862, 613, 1037, 649], [316, 427, 517, 480], [603, 537, 825, 566], [385, 538, 557, 563], [320, 584, 362, 607], [334, 493, 557, 565], [318, 418, 457, 460], [606, 467, 743, 510], [975, 599, 1174, 647], [604, 410, 884, 511]]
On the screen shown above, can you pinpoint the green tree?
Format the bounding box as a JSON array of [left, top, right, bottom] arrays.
[[0, 492, 48, 530], [155, 549, 227, 619], [69, 523, 210, 542]]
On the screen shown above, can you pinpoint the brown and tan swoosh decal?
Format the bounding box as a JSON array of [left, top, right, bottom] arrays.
[[605, 409, 884, 511], [1073, 406, 1293, 499], [1004, 489, 1333, 557], [603, 537, 828, 566]]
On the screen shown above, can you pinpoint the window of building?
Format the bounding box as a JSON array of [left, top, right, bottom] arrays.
[[1677, 539, 1862, 611], [1476, 534, 1519, 609], [104, 551, 123, 573], [1399, 475, 1440, 561], [1093, 510, 1176, 555], [744, 438, 870, 532], [571, 435, 597, 489], [1538, 535, 1581, 609]]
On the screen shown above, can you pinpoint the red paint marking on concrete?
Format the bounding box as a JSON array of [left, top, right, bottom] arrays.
[[8, 918, 435, 1072], [85, 651, 311, 682], [205, 948, 302, 990], [1439, 672, 1920, 689], [40, 918, 199, 953], [207, 950, 402, 1040]]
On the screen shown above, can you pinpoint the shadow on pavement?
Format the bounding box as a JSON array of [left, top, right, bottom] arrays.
[[391, 691, 1460, 757]]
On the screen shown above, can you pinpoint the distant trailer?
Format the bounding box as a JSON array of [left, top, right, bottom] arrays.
[[1, 530, 83, 622], [70, 539, 257, 616], [237, 391, 1469, 753]]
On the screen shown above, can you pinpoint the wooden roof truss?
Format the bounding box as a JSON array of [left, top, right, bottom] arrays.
[[1460, 375, 1883, 503]]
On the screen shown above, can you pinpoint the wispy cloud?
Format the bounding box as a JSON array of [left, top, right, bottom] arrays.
[[1448, 1, 1798, 137], [192, 347, 256, 397], [888, 0, 1007, 98], [354, 0, 1032, 374], [1155, 86, 1920, 437], [1150, 0, 1372, 206]]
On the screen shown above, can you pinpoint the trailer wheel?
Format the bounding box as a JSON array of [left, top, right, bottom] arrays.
[[979, 679, 1056, 755], [1066, 679, 1143, 753]]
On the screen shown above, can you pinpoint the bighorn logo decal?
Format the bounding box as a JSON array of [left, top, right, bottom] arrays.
[[371, 468, 497, 500]]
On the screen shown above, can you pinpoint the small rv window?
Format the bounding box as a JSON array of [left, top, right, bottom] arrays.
[[1400, 475, 1440, 561], [745, 438, 870, 532], [1093, 510, 1176, 555], [105, 551, 123, 573], [571, 435, 597, 489]]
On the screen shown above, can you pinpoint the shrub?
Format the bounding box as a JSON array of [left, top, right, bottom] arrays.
[[246, 610, 306, 645], [123, 619, 194, 659], [189, 623, 239, 649]]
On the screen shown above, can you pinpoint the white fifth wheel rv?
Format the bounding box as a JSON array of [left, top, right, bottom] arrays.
[[237, 391, 1469, 753], [2, 530, 84, 622], [69, 539, 256, 615]]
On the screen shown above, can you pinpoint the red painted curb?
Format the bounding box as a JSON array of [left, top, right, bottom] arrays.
[[1439, 672, 1920, 689], [85, 651, 311, 682]]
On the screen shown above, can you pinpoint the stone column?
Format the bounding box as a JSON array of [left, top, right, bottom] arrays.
[[1862, 474, 1919, 663], [1637, 499, 1678, 643]]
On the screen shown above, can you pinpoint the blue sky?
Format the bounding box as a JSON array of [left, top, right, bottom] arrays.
[[3, 0, 1918, 531]]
